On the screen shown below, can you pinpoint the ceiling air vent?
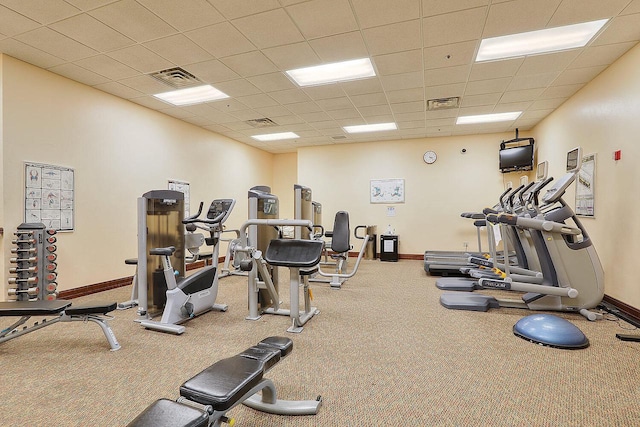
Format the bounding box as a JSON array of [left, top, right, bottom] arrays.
[[149, 67, 202, 89], [427, 97, 460, 111], [331, 135, 347, 140], [245, 118, 278, 128]]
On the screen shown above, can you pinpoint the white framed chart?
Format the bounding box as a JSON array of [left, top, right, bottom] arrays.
[[576, 153, 596, 217], [370, 179, 405, 204], [25, 162, 75, 231], [168, 179, 190, 217]]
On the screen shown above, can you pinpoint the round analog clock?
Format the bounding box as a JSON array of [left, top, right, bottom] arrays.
[[423, 150, 437, 164]]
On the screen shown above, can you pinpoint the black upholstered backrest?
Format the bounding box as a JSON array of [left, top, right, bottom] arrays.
[[331, 211, 350, 253]]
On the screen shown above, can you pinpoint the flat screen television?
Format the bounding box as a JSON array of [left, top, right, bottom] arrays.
[[499, 144, 534, 173]]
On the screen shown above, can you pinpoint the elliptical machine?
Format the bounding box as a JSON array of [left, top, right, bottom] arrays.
[[138, 198, 235, 334]]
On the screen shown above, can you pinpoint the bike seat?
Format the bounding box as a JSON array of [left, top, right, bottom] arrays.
[[150, 246, 176, 256]]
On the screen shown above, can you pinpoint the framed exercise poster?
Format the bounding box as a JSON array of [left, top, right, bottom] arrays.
[[370, 179, 405, 204], [25, 162, 75, 231], [576, 153, 596, 217], [168, 179, 190, 217]]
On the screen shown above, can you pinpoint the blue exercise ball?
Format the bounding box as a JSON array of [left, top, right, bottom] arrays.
[[513, 314, 589, 349]]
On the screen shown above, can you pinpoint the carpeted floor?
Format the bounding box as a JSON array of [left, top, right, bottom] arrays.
[[1, 259, 639, 426]]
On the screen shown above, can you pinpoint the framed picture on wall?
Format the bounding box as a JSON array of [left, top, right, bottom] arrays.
[[370, 179, 405, 204], [25, 162, 75, 231], [576, 153, 595, 217]]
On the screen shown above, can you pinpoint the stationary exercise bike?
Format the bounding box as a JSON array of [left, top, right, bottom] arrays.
[[139, 198, 235, 334]]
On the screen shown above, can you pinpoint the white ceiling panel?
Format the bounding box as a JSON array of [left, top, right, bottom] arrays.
[[1, 0, 638, 153]]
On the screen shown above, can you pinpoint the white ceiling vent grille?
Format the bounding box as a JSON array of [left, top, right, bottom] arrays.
[[331, 135, 347, 140], [427, 97, 460, 111], [149, 67, 202, 89], [245, 118, 278, 128]]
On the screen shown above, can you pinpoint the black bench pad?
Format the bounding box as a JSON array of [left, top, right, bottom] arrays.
[[180, 356, 264, 410], [258, 336, 293, 358], [65, 301, 117, 315], [0, 300, 71, 316], [265, 239, 323, 268], [127, 398, 207, 427]]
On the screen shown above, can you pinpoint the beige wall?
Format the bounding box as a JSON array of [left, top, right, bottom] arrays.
[[271, 152, 297, 219], [532, 43, 640, 309], [298, 134, 530, 255], [1, 56, 272, 295]]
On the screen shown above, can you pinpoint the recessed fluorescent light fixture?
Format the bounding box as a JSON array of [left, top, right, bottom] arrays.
[[476, 19, 608, 62], [456, 112, 521, 125], [343, 122, 397, 133], [154, 84, 229, 106], [286, 58, 376, 87], [251, 132, 299, 141]]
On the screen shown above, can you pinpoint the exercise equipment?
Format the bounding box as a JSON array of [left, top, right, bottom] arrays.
[[127, 336, 321, 426], [138, 199, 235, 334], [513, 314, 589, 349], [8, 223, 58, 301], [0, 300, 120, 351]]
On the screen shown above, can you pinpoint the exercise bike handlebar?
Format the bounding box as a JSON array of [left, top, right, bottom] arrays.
[[354, 225, 368, 240], [182, 199, 236, 227]]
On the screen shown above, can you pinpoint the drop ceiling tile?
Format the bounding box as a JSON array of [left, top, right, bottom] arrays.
[[374, 49, 423, 76], [236, 93, 278, 108], [386, 87, 425, 103], [380, 71, 423, 91], [316, 97, 355, 111], [107, 44, 173, 73], [214, 79, 262, 97], [185, 59, 239, 83], [90, 0, 177, 42], [308, 31, 368, 62], [465, 77, 511, 95], [93, 81, 145, 99], [569, 42, 636, 68], [303, 84, 347, 100], [129, 95, 171, 110], [390, 101, 425, 114], [248, 72, 297, 92], [144, 34, 213, 65], [483, 0, 561, 38], [313, 120, 343, 129], [500, 88, 545, 103], [119, 74, 172, 94], [210, 99, 248, 112], [49, 62, 110, 86], [493, 101, 532, 111], [350, 92, 388, 107], [421, 0, 490, 17], [286, 0, 358, 39], [268, 115, 304, 125], [398, 120, 426, 130], [0, 5, 40, 36], [268, 88, 312, 104], [340, 77, 384, 95], [136, 0, 225, 31], [255, 105, 295, 117], [198, 109, 237, 123], [223, 121, 257, 131], [519, 109, 554, 119], [507, 72, 559, 91], [158, 107, 197, 119], [530, 98, 567, 110], [285, 101, 322, 114], [423, 7, 487, 47], [424, 64, 471, 86], [50, 14, 135, 52], [0, 0, 80, 24], [425, 83, 465, 99], [547, 0, 630, 27], [426, 117, 456, 127], [16, 27, 97, 62], [351, 0, 420, 28], [183, 116, 215, 126], [65, 1, 117, 11], [0, 38, 66, 69], [358, 104, 393, 117], [298, 111, 333, 122], [424, 40, 478, 69], [622, 0, 640, 15], [395, 111, 425, 122], [362, 20, 422, 56], [229, 109, 262, 121], [220, 50, 277, 77], [551, 65, 607, 86], [425, 109, 458, 119], [591, 13, 640, 46], [469, 57, 523, 80], [460, 92, 501, 107], [516, 50, 581, 75], [232, 9, 304, 49], [186, 22, 256, 58], [207, 0, 281, 20], [74, 55, 139, 80], [326, 108, 361, 119], [262, 42, 320, 70], [540, 84, 583, 99]]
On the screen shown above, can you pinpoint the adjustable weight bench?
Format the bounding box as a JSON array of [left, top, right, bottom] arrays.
[[128, 336, 322, 427], [0, 299, 120, 351]]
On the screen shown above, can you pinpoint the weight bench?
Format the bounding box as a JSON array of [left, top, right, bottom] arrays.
[[0, 299, 120, 351], [128, 336, 322, 427]]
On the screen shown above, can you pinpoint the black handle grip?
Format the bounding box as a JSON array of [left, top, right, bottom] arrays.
[[354, 225, 367, 240]]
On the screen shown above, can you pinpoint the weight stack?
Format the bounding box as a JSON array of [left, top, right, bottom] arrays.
[[8, 223, 58, 301]]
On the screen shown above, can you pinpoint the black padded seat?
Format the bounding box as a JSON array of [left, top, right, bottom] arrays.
[[258, 336, 293, 357], [239, 346, 282, 372], [264, 239, 323, 268], [330, 211, 350, 253], [150, 246, 175, 256], [125, 258, 138, 265], [65, 301, 117, 315], [180, 356, 265, 410], [127, 398, 207, 427], [0, 300, 71, 316]]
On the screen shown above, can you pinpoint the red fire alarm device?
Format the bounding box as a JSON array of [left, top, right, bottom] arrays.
[[614, 150, 622, 161]]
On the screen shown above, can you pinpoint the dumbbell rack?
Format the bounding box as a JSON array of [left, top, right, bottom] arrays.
[[8, 223, 58, 301]]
